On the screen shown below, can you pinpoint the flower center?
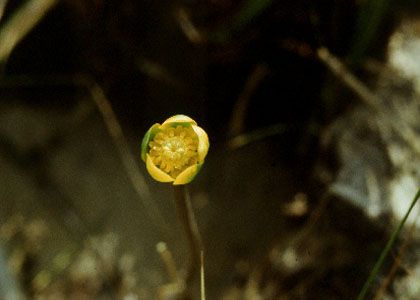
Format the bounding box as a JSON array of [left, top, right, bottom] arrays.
[[149, 125, 198, 177]]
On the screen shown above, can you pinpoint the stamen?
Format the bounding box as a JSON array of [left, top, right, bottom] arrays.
[[149, 126, 198, 177]]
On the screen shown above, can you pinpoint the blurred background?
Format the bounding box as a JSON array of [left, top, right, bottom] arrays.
[[0, 0, 419, 299]]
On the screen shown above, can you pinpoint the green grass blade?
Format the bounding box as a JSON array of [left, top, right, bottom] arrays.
[[347, 0, 393, 66], [357, 187, 420, 300], [208, 0, 274, 43]]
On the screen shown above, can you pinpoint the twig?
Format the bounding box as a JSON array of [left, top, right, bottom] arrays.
[[173, 185, 203, 284], [228, 64, 269, 137], [285, 191, 332, 249], [156, 242, 179, 283], [357, 188, 420, 300], [176, 8, 204, 44], [136, 56, 185, 91], [0, 74, 169, 235], [317, 47, 380, 110], [0, 0, 58, 64], [0, 0, 8, 22], [86, 80, 169, 233], [317, 47, 420, 155]]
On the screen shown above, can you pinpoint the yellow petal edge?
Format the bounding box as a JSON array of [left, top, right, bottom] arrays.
[[192, 125, 209, 162], [141, 123, 161, 161], [173, 164, 201, 185], [146, 154, 174, 182], [162, 115, 197, 127]]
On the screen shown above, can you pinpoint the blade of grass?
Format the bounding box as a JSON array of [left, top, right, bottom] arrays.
[[347, 0, 393, 66], [228, 123, 286, 150], [373, 208, 420, 300], [208, 0, 274, 43], [357, 187, 420, 300]]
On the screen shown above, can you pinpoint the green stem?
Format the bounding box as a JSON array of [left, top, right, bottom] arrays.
[[357, 187, 420, 300], [173, 185, 203, 284]]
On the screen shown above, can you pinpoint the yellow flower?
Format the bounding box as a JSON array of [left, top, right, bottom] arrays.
[[141, 115, 209, 185]]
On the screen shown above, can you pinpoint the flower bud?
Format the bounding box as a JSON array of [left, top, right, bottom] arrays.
[[141, 115, 209, 185]]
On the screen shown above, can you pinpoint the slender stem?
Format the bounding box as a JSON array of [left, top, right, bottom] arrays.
[[200, 251, 206, 300], [357, 187, 420, 300], [173, 185, 203, 284]]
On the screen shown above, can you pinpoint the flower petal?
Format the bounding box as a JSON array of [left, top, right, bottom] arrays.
[[192, 125, 209, 162], [161, 115, 197, 128], [141, 123, 161, 161], [146, 154, 174, 182], [173, 163, 203, 185]]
